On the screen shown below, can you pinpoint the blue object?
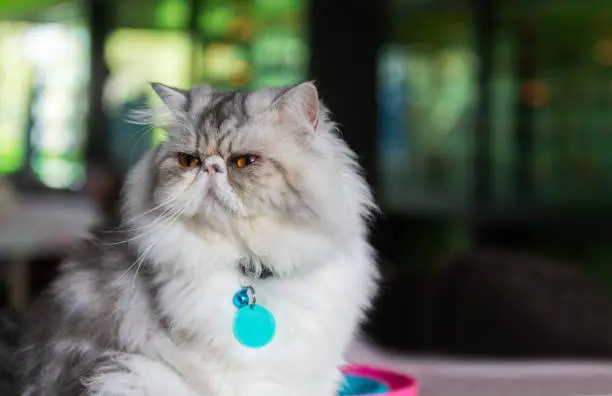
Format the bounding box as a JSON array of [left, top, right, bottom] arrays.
[[338, 375, 389, 396], [232, 288, 250, 308], [233, 304, 276, 348]]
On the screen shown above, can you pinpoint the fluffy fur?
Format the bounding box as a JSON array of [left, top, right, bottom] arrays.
[[18, 82, 378, 396]]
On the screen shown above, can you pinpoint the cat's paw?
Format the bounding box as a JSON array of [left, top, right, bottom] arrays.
[[83, 353, 201, 396]]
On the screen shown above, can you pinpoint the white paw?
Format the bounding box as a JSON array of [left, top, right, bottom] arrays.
[[84, 353, 201, 396]]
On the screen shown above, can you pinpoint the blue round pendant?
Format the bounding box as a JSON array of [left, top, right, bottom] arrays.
[[233, 304, 276, 348]]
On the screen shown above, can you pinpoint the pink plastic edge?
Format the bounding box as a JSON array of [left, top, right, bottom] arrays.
[[341, 364, 418, 396]]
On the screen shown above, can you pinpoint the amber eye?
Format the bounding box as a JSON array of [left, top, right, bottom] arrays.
[[232, 155, 258, 168], [177, 153, 201, 168]]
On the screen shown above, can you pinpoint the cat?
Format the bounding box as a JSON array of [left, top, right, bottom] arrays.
[[17, 81, 378, 396]]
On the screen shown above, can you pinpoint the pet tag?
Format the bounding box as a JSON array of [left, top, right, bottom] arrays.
[[232, 286, 276, 348]]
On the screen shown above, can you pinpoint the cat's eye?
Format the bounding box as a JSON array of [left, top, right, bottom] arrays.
[[177, 153, 201, 168], [232, 155, 258, 168]]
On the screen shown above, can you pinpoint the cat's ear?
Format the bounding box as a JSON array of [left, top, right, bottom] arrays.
[[276, 81, 320, 130], [150, 82, 188, 112]]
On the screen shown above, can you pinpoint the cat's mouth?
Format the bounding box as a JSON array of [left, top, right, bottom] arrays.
[[203, 184, 220, 201], [199, 181, 246, 217]]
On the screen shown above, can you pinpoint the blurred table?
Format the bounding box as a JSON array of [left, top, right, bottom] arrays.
[[0, 196, 97, 310], [348, 341, 612, 396]]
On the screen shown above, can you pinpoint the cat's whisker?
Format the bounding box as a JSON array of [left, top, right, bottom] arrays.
[[103, 198, 178, 233], [142, 206, 186, 244], [164, 206, 187, 230], [109, 205, 179, 234], [123, 209, 185, 286], [125, 197, 178, 224], [130, 243, 154, 289], [117, 243, 154, 283], [116, 205, 187, 284], [127, 204, 187, 244], [96, 206, 183, 246], [128, 125, 155, 167], [115, 205, 186, 284]]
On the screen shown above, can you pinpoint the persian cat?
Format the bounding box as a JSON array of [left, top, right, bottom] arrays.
[[18, 82, 378, 396]]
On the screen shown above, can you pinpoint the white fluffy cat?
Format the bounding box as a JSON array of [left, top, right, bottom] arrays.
[[19, 82, 378, 396]]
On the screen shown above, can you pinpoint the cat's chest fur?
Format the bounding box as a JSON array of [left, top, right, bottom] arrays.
[[149, 240, 373, 396]]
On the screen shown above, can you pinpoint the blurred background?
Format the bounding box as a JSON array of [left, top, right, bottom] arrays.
[[3, 0, 612, 393]]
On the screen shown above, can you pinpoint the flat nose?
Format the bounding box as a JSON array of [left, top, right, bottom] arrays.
[[203, 156, 225, 174], [205, 163, 222, 174]]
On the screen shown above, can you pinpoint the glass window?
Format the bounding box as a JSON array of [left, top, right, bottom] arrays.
[[26, 22, 89, 190], [0, 1, 89, 190], [379, 0, 476, 212], [0, 22, 32, 175], [492, 1, 612, 207], [195, 0, 308, 89]]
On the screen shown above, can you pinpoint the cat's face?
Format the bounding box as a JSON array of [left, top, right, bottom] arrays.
[[124, 82, 373, 275], [147, 82, 331, 231]]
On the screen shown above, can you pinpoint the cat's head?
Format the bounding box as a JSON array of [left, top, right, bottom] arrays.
[[123, 82, 375, 275]]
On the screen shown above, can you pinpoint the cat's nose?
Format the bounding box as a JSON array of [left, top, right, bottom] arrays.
[[205, 163, 222, 174], [203, 156, 225, 174]]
